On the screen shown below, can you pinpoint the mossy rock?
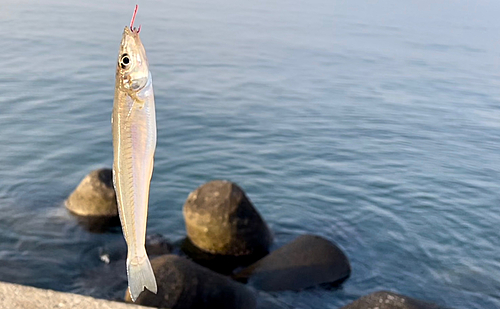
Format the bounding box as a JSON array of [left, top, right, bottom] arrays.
[[65, 168, 118, 231], [183, 180, 272, 256]]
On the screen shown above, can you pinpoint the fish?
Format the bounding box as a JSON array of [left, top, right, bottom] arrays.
[[111, 5, 158, 301]]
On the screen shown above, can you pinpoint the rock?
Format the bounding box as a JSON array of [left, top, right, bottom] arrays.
[[65, 168, 117, 216], [65, 168, 119, 231], [95, 234, 173, 264], [340, 291, 448, 309], [180, 237, 262, 275], [74, 216, 120, 233], [233, 234, 350, 291], [125, 254, 256, 309], [183, 180, 272, 258], [76, 235, 173, 301], [145, 234, 174, 257]]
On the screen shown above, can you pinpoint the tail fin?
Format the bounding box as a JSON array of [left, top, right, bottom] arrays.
[[127, 251, 158, 302]]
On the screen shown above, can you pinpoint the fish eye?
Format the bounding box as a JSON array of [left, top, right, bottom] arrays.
[[120, 54, 131, 69]]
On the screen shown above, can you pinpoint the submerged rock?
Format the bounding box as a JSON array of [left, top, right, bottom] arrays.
[[65, 168, 119, 231], [77, 235, 173, 301], [340, 291, 448, 309], [183, 180, 272, 257], [233, 234, 350, 291], [125, 254, 256, 309], [145, 234, 174, 257], [97, 234, 174, 263]]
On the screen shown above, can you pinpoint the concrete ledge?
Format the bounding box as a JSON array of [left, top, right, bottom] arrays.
[[0, 282, 150, 309]]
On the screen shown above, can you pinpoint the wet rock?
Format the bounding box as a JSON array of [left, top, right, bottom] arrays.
[[65, 168, 118, 231], [125, 254, 256, 309], [340, 291, 448, 309], [74, 216, 120, 233], [180, 237, 263, 275], [96, 234, 173, 264], [65, 168, 117, 217], [76, 235, 173, 301], [146, 234, 174, 257], [233, 234, 350, 291], [183, 180, 272, 258]]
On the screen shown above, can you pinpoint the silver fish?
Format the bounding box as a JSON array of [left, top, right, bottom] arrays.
[[112, 5, 157, 301]]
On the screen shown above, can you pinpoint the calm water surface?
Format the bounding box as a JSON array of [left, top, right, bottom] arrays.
[[1, 0, 500, 308]]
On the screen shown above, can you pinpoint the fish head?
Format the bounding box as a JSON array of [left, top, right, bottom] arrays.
[[116, 26, 150, 92]]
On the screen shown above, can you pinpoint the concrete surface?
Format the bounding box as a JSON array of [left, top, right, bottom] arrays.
[[0, 282, 152, 309]]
